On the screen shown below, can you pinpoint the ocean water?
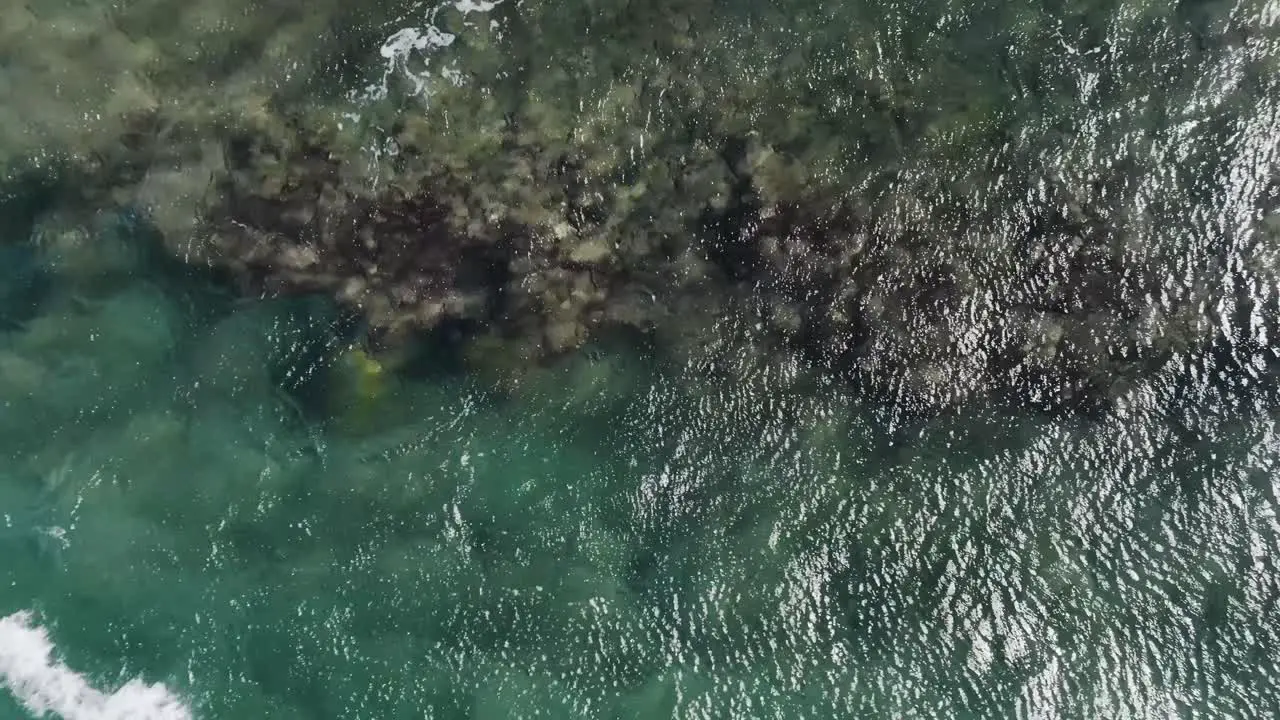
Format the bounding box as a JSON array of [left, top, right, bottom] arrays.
[[3, 0, 1280, 719], [0, 212, 1277, 719]]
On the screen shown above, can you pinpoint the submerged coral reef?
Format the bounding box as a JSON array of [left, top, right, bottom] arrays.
[[5, 0, 1279, 413]]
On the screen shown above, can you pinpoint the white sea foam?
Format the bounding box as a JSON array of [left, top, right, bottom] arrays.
[[358, 0, 507, 103], [0, 612, 193, 720], [452, 0, 503, 15]]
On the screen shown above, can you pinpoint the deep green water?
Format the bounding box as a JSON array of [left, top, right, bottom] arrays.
[[3, 0, 1280, 719], [1, 213, 1278, 719]]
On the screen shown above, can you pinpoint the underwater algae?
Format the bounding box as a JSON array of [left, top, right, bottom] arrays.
[[8, 0, 1267, 413]]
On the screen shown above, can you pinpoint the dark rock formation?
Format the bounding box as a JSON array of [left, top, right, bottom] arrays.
[[6, 0, 1278, 416]]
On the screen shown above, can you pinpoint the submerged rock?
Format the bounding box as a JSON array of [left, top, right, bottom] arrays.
[[9, 0, 1276, 415]]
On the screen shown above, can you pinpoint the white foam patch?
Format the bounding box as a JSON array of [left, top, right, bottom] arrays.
[[0, 612, 193, 720], [452, 0, 503, 15], [357, 0, 507, 103]]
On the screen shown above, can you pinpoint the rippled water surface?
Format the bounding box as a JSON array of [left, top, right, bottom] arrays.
[[3, 0, 1280, 718]]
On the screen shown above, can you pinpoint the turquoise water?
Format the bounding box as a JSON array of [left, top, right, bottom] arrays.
[[1, 213, 1278, 717], [3, 0, 1280, 718]]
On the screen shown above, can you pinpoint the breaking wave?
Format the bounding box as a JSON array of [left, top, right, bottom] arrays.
[[0, 612, 192, 720]]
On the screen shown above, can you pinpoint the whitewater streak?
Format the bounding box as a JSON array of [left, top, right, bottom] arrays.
[[0, 612, 192, 720]]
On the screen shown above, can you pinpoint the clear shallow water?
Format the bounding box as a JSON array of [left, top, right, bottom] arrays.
[[1, 217, 1278, 719], [2, 0, 1280, 718]]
